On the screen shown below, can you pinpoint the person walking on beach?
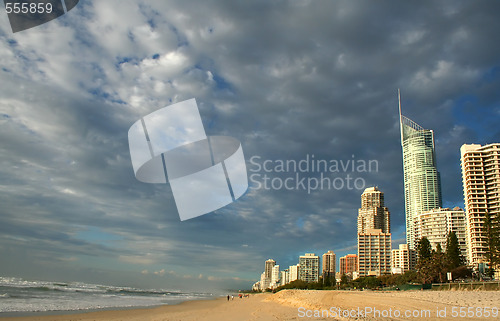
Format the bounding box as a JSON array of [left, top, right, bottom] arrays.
[[227, 295, 230, 301]]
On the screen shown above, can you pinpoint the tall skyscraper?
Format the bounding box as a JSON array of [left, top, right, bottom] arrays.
[[339, 254, 358, 276], [461, 143, 500, 267], [399, 90, 442, 248], [357, 187, 390, 233], [414, 207, 468, 259], [322, 250, 336, 279], [299, 253, 320, 282]]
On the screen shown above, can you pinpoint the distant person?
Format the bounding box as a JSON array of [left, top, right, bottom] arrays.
[[227, 295, 230, 301]]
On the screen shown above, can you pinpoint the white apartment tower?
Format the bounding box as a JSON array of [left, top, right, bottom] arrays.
[[270, 265, 280, 289], [289, 264, 300, 282], [461, 143, 500, 267], [299, 253, 320, 282], [414, 207, 467, 259]]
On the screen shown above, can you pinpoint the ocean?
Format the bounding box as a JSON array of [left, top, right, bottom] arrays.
[[0, 276, 216, 314]]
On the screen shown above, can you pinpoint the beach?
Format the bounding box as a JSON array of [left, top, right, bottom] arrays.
[[1, 290, 500, 321]]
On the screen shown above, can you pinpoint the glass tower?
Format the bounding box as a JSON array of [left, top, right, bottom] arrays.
[[399, 90, 442, 249]]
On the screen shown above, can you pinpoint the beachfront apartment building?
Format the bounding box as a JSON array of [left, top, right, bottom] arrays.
[[357, 187, 392, 277], [322, 250, 336, 279], [270, 265, 280, 289], [414, 207, 468, 259], [461, 143, 500, 268], [280, 269, 289, 286], [289, 264, 300, 282], [339, 254, 358, 277], [357, 187, 390, 233], [255, 259, 277, 291], [358, 229, 392, 277], [399, 91, 442, 249], [264, 259, 276, 279], [391, 243, 416, 274], [299, 253, 320, 282]]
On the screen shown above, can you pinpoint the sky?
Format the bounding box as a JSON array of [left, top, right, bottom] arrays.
[[1, 0, 500, 292]]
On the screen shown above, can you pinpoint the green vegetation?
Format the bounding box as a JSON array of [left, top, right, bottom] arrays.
[[275, 279, 334, 291], [484, 212, 500, 277], [446, 231, 464, 269], [415, 236, 472, 284]]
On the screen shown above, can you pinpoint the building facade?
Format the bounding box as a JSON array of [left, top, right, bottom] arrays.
[[357, 187, 390, 233], [265, 259, 276, 279], [270, 265, 280, 289], [461, 143, 500, 267], [339, 254, 358, 276], [358, 229, 392, 277], [399, 91, 442, 249], [414, 207, 468, 259], [299, 253, 320, 282], [289, 264, 300, 282], [322, 250, 336, 279], [280, 269, 289, 286], [391, 243, 416, 274]]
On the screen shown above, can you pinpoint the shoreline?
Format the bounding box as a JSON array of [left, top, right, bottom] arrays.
[[0, 294, 225, 319], [0, 293, 289, 321], [1, 290, 500, 321]]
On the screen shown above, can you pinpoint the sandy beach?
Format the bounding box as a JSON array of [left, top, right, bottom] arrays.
[[1, 290, 500, 321]]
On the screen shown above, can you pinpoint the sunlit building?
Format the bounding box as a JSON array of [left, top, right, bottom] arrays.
[[357, 187, 390, 233], [322, 250, 336, 279], [339, 254, 358, 276], [391, 243, 416, 274], [414, 207, 467, 259], [299, 253, 320, 282], [461, 143, 500, 267], [358, 229, 392, 277], [289, 264, 300, 282], [399, 91, 442, 249]]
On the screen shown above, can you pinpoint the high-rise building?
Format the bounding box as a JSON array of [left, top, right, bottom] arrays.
[[264, 259, 276, 279], [357, 187, 392, 277], [358, 229, 392, 276], [391, 243, 416, 274], [256, 259, 277, 291], [259, 272, 269, 291], [270, 265, 280, 289], [299, 253, 320, 282], [399, 91, 442, 249], [280, 269, 289, 286], [289, 264, 300, 282], [339, 254, 358, 276], [414, 207, 467, 259], [322, 251, 336, 279], [357, 187, 390, 233], [461, 143, 500, 267]]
